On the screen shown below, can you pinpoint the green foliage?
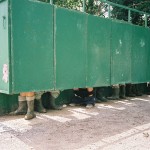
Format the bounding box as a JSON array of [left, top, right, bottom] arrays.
[[38, 0, 105, 16], [53, 0, 81, 10], [86, 0, 106, 16], [109, 0, 150, 26], [38, 0, 150, 27], [38, 0, 82, 10]]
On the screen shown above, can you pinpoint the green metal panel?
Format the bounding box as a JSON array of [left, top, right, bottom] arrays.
[[146, 28, 150, 81], [87, 16, 111, 87], [42, 90, 73, 109], [0, 93, 18, 115], [111, 20, 132, 85], [11, 0, 54, 93], [0, 0, 10, 93], [54, 89, 73, 105], [131, 26, 148, 83], [55, 7, 87, 90]]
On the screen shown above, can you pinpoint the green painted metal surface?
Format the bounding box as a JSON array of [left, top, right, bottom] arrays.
[[131, 26, 149, 83], [55, 7, 87, 90], [42, 90, 73, 109], [0, 94, 18, 115], [111, 20, 132, 84], [1, 0, 150, 115], [54, 89, 73, 105], [10, 0, 54, 93], [0, 0, 150, 94], [146, 28, 150, 81], [0, 0, 10, 93], [87, 16, 111, 87]]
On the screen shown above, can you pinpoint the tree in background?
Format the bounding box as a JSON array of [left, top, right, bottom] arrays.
[[39, 0, 82, 10], [109, 0, 150, 26], [38, 0, 106, 16], [38, 0, 150, 27]]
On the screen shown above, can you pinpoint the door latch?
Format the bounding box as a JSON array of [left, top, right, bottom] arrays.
[[3, 16, 6, 29]]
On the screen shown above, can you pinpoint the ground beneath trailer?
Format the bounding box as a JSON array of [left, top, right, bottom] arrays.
[[0, 95, 150, 150]]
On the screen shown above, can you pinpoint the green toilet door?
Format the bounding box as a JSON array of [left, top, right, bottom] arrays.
[[0, 0, 10, 93]]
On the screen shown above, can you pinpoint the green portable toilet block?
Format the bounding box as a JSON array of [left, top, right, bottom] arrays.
[[0, 0, 150, 114]]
